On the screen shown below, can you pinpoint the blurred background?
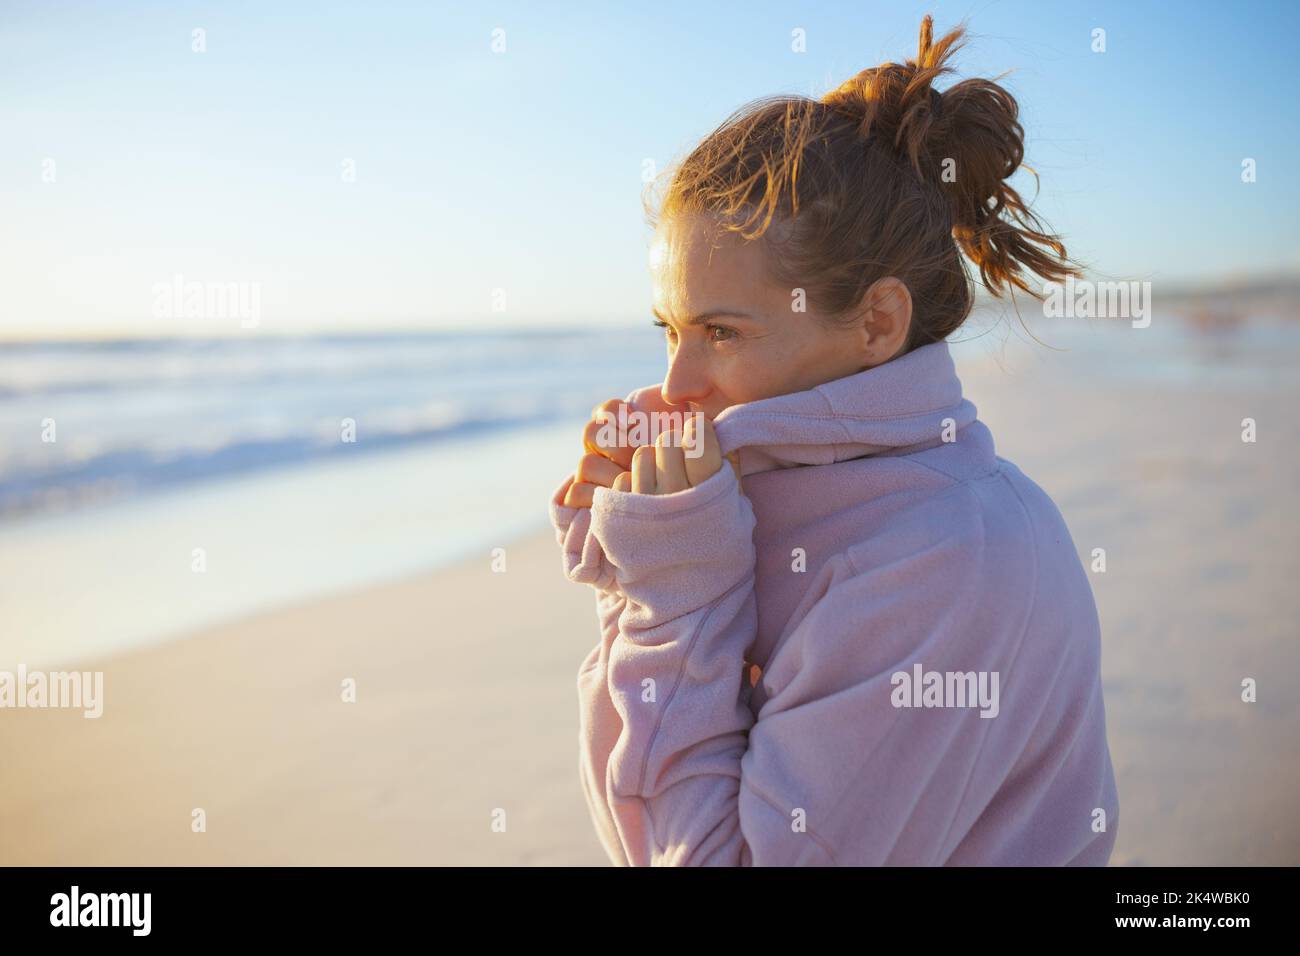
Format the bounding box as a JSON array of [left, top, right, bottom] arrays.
[[1, 0, 1297, 865]]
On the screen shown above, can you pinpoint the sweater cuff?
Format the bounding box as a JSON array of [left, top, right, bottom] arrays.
[[587, 463, 756, 615], [549, 475, 617, 591]]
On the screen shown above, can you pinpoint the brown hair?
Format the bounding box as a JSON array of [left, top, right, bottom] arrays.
[[644, 15, 1080, 352]]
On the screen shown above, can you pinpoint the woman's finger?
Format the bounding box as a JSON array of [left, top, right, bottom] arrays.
[[583, 400, 636, 470], [682, 414, 722, 487], [631, 445, 656, 494], [654, 429, 688, 493], [612, 471, 631, 492], [562, 480, 597, 509], [575, 451, 625, 488]]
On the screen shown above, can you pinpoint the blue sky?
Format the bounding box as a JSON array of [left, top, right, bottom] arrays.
[[2, 0, 1297, 338]]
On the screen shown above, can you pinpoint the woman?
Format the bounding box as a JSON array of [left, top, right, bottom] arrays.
[[549, 16, 1118, 866]]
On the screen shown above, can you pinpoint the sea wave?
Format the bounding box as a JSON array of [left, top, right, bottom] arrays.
[[0, 327, 666, 519]]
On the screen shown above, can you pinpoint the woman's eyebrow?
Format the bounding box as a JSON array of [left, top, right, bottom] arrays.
[[652, 308, 754, 325]]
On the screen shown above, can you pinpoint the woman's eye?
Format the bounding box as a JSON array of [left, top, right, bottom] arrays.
[[652, 319, 734, 345]]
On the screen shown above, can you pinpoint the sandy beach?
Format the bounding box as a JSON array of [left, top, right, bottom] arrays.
[[0, 528, 609, 865], [3, 320, 1298, 866]]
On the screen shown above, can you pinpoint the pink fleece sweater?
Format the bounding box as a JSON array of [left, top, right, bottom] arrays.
[[549, 341, 1119, 866]]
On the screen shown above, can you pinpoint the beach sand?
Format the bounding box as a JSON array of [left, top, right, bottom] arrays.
[[0, 529, 609, 865], [3, 324, 1299, 866]]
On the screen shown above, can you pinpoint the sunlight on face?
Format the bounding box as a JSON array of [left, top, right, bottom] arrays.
[[647, 214, 869, 420]]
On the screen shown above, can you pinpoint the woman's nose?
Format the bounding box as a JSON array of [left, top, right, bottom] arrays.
[[661, 344, 711, 408]]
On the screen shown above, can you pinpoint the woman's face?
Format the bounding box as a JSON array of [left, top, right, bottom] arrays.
[[648, 214, 909, 421]]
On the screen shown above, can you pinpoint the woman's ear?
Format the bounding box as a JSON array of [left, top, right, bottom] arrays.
[[854, 277, 913, 367]]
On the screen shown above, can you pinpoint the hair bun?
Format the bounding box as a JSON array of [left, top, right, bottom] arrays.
[[821, 14, 1074, 297], [820, 15, 958, 174]]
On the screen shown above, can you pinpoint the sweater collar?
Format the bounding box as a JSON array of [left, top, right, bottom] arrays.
[[629, 341, 978, 478]]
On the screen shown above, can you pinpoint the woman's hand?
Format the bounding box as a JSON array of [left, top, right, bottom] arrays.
[[560, 395, 741, 507], [627, 415, 740, 495], [561, 398, 638, 508]]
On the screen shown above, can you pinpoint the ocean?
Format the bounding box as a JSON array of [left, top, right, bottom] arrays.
[[0, 327, 670, 519]]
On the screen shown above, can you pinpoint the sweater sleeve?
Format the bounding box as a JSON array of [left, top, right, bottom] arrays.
[[565, 463, 768, 865], [550, 474, 633, 863]]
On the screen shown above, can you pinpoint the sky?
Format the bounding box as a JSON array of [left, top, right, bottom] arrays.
[[1, 0, 1298, 339]]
